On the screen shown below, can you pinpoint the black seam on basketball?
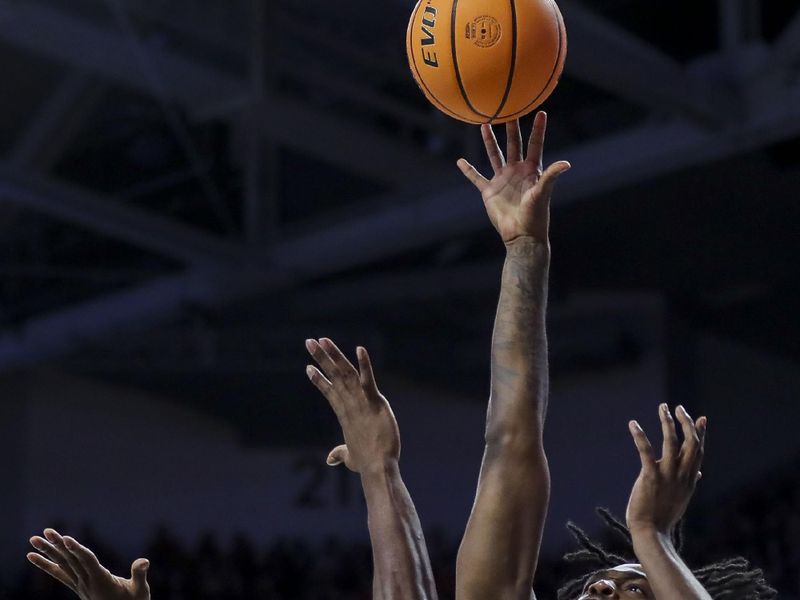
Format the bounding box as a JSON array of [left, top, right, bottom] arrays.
[[497, 0, 565, 120], [491, 0, 517, 120], [451, 0, 492, 120], [407, 1, 481, 123]]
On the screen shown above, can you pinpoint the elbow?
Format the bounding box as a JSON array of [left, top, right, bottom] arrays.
[[483, 427, 547, 464], [484, 413, 546, 453]]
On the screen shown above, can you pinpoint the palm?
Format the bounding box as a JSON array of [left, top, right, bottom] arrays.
[[627, 468, 684, 533], [341, 395, 401, 473], [306, 340, 401, 474], [90, 572, 147, 600], [482, 161, 546, 242], [457, 112, 570, 244], [625, 407, 707, 535]]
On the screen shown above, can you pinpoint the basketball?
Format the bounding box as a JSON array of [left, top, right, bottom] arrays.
[[406, 0, 567, 124]]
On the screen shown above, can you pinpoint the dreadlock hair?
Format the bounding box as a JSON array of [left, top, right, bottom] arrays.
[[556, 508, 777, 600]]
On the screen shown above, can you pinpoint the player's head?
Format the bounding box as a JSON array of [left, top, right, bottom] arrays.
[[575, 563, 650, 599], [557, 508, 777, 600]]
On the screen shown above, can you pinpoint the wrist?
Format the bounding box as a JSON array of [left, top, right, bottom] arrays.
[[504, 236, 550, 256], [359, 457, 400, 482], [629, 523, 674, 546]]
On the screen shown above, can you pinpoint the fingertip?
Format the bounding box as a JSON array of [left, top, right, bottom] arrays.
[[305, 365, 314, 378], [135, 558, 150, 571], [305, 338, 315, 352], [629, 420, 640, 431]]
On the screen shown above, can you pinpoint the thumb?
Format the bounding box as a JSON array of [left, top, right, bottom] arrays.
[[537, 160, 571, 198], [130, 558, 150, 591], [326, 444, 349, 467]]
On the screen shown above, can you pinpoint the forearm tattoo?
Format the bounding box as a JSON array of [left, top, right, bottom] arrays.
[[488, 237, 550, 432]]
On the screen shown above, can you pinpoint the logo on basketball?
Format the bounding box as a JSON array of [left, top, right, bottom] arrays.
[[465, 15, 501, 48]]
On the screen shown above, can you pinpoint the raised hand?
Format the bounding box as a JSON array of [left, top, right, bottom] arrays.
[[305, 338, 400, 473], [306, 338, 438, 600], [28, 529, 150, 600], [457, 112, 570, 244], [626, 404, 708, 535]]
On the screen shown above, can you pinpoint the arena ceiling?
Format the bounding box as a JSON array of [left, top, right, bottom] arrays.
[[0, 0, 798, 444]]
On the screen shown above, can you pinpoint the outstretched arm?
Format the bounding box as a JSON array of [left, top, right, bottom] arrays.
[[455, 113, 570, 600], [306, 338, 438, 600], [627, 404, 710, 600], [28, 529, 150, 600]]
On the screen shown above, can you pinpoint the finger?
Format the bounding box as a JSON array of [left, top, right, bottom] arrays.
[[629, 421, 656, 470], [481, 124, 505, 173], [44, 530, 88, 580], [658, 403, 679, 461], [31, 535, 78, 582], [326, 444, 349, 467], [697, 416, 707, 459], [534, 160, 570, 203], [526, 111, 547, 171], [130, 559, 150, 594], [456, 158, 488, 192], [696, 471, 703, 482], [676, 406, 701, 470], [306, 365, 346, 419], [305, 338, 340, 381], [319, 338, 359, 389], [63, 536, 103, 577], [306, 364, 332, 392], [27, 552, 77, 591], [506, 119, 523, 164], [356, 346, 379, 396]]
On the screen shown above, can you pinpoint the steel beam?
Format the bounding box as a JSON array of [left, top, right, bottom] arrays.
[[752, 7, 800, 94], [2, 78, 799, 369], [562, 0, 738, 125], [774, 8, 800, 67], [11, 70, 93, 169], [0, 1, 445, 187], [0, 166, 245, 266]]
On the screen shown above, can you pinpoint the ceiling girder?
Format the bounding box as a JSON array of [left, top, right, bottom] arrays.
[[0, 165, 246, 266], [0, 1, 445, 187], [2, 75, 799, 369]]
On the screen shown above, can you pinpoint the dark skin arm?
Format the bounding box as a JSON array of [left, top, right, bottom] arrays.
[[455, 113, 570, 600], [306, 338, 438, 600], [627, 404, 710, 600]]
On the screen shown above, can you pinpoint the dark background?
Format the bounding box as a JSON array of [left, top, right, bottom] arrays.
[[0, 0, 799, 597]]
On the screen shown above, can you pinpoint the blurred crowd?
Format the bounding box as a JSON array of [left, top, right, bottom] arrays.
[[690, 458, 800, 597], [8, 457, 800, 600]]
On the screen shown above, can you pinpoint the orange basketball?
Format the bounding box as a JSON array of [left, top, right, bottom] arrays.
[[406, 0, 567, 124]]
